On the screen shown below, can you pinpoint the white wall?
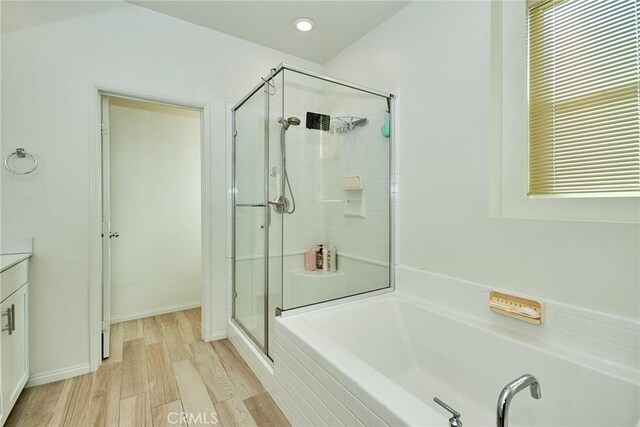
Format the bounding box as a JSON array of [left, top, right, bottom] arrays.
[[108, 98, 201, 321], [0, 1, 320, 378], [324, 1, 640, 319]]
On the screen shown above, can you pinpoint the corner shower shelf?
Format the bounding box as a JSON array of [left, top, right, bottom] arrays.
[[294, 269, 344, 278]]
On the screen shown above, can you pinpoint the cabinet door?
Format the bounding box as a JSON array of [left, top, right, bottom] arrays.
[[1, 283, 28, 420]]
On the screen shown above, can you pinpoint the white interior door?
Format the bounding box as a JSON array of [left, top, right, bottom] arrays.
[[101, 95, 112, 359]]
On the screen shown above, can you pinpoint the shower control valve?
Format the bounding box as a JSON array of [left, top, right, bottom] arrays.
[[434, 397, 462, 427]]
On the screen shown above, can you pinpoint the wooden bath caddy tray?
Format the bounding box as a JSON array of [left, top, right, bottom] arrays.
[[487, 291, 543, 325]]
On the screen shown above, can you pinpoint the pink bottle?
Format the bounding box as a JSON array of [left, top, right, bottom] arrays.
[[304, 249, 317, 271]]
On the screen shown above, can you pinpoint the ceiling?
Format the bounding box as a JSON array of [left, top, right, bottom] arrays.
[[129, 1, 410, 63]]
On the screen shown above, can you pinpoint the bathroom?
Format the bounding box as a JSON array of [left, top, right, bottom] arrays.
[[0, 1, 638, 426]]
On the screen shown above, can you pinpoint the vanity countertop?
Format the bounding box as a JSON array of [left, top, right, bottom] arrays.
[[0, 253, 32, 273]]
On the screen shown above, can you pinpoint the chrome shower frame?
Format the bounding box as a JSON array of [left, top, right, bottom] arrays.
[[231, 63, 396, 359], [233, 63, 394, 110]]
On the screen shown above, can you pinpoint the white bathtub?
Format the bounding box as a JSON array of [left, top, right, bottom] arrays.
[[273, 293, 639, 427]]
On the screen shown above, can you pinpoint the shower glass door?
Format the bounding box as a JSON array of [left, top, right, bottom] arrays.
[[233, 77, 285, 354], [233, 85, 268, 351]]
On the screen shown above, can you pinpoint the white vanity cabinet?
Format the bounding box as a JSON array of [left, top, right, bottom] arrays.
[[0, 258, 29, 426]]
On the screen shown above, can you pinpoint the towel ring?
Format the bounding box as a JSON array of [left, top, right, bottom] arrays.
[[4, 148, 38, 175]]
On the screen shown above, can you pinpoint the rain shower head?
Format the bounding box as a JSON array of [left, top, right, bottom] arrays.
[[330, 116, 368, 134], [279, 116, 301, 130]]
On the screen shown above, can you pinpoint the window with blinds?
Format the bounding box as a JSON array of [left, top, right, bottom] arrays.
[[528, 0, 640, 197]]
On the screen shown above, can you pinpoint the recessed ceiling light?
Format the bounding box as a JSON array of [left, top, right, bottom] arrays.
[[294, 17, 315, 32]]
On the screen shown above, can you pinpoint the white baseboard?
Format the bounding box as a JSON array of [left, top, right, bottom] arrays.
[[209, 330, 228, 341], [110, 301, 201, 324], [26, 363, 91, 388]]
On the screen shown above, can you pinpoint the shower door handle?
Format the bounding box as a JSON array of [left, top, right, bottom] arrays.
[[262, 205, 271, 229]]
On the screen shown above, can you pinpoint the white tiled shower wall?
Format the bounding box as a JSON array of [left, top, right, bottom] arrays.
[[280, 86, 392, 309], [322, 98, 390, 264], [274, 90, 393, 310]]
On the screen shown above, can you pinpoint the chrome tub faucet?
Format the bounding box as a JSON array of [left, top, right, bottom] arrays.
[[497, 374, 542, 427]]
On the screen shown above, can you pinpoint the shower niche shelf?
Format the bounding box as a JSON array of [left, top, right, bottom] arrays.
[[344, 197, 366, 217], [344, 191, 366, 217], [343, 175, 365, 217]]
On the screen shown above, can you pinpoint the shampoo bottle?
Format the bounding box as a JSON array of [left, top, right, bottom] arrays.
[[316, 245, 324, 270]]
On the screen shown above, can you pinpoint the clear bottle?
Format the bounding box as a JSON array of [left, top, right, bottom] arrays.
[[327, 241, 337, 273], [322, 245, 328, 272]]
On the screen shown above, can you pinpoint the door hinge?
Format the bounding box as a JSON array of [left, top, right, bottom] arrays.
[[101, 320, 109, 332], [233, 130, 238, 137], [232, 291, 238, 299], [101, 123, 109, 136]]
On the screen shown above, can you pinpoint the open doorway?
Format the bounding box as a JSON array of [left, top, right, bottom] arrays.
[[100, 95, 204, 359]]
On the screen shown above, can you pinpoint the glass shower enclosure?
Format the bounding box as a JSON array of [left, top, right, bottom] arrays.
[[232, 64, 394, 357]]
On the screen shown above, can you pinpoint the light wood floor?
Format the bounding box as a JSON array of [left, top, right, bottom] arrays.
[[5, 308, 289, 427]]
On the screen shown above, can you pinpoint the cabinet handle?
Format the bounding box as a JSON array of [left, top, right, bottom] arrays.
[[11, 303, 15, 334], [2, 304, 14, 335]]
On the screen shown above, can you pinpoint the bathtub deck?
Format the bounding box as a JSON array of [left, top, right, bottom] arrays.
[[5, 308, 290, 427]]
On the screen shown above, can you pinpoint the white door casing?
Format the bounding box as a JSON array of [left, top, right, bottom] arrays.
[[90, 85, 215, 372], [101, 95, 111, 359]]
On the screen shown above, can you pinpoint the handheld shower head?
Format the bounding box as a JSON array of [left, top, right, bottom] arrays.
[[278, 116, 301, 130], [287, 117, 301, 126], [274, 116, 301, 215]]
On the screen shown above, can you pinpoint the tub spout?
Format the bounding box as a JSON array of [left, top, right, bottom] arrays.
[[497, 374, 542, 427]]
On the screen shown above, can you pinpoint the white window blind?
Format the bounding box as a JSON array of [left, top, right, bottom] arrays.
[[528, 0, 640, 197]]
